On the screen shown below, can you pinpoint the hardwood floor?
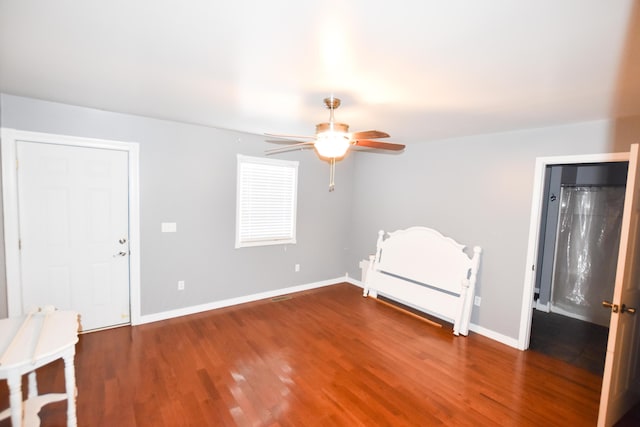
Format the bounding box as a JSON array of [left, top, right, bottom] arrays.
[[0, 283, 604, 426]]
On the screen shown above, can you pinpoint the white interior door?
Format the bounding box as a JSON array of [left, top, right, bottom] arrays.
[[16, 140, 130, 331], [599, 143, 640, 426]]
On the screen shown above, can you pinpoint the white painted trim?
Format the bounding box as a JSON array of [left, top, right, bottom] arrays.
[[1, 129, 20, 316], [138, 277, 344, 325], [469, 323, 520, 349], [127, 144, 142, 325], [235, 154, 299, 248], [345, 276, 365, 288], [517, 151, 630, 350], [0, 128, 142, 325], [535, 300, 551, 313], [136, 274, 518, 349], [548, 303, 610, 327]]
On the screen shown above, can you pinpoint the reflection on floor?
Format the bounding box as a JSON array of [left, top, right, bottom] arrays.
[[529, 309, 608, 375]]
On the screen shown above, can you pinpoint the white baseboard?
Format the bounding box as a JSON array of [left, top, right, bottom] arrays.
[[535, 300, 551, 312], [345, 276, 364, 288], [549, 303, 609, 328], [469, 323, 519, 349], [137, 277, 346, 325], [136, 275, 520, 350]]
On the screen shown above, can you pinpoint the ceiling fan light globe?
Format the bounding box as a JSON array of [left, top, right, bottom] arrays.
[[314, 131, 350, 159]]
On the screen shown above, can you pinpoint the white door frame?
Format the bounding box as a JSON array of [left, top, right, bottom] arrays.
[[0, 128, 142, 325], [518, 151, 630, 350]]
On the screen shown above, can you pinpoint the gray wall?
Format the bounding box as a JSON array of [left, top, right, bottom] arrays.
[[0, 94, 354, 316], [346, 120, 622, 340], [1, 93, 634, 343]]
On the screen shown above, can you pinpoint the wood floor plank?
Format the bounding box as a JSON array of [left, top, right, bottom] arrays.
[[0, 283, 605, 426]]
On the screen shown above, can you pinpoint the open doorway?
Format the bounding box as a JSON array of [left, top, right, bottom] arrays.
[[528, 162, 628, 374]]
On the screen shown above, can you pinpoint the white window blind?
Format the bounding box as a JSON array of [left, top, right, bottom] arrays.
[[236, 155, 298, 248]]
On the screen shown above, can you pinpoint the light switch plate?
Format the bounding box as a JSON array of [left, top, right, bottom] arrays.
[[161, 222, 177, 233]]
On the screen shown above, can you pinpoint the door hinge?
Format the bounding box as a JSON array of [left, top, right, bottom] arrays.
[[532, 264, 535, 271], [18, 239, 21, 250]]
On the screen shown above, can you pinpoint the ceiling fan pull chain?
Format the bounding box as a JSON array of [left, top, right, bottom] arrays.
[[329, 158, 336, 192]]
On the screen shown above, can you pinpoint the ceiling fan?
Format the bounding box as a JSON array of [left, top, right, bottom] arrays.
[[265, 96, 405, 191]]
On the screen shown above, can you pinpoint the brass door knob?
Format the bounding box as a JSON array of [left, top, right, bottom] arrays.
[[621, 304, 636, 315], [602, 300, 620, 313]]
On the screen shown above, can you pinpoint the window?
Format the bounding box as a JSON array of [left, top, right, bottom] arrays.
[[236, 155, 298, 248]]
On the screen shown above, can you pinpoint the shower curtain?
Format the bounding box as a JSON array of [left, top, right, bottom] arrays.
[[551, 186, 625, 326]]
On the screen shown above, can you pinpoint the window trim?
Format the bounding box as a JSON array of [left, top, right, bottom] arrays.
[[235, 154, 299, 248]]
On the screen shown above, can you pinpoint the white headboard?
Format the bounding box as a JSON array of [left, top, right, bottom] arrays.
[[364, 226, 482, 336]]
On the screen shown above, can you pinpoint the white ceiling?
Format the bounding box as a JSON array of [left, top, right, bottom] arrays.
[[1, 0, 639, 144]]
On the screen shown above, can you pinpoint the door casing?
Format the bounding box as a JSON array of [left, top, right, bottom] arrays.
[[1, 128, 141, 325], [519, 151, 630, 350]]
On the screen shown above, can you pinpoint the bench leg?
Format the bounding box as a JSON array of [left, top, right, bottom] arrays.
[[63, 352, 77, 427], [7, 373, 22, 427]]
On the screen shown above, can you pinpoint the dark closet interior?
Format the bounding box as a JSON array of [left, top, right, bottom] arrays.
[[529, 162, 628, 375]]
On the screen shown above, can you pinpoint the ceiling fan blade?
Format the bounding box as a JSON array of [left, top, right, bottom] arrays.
[[350, 130, 390, 140], [265, 133, 315, 140], [265, 139, 308, 145], [265, 141, 315, 154], [353, 139, 405, 151]]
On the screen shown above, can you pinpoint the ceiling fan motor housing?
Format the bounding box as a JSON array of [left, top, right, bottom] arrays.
[[316, 122, 349, 134]]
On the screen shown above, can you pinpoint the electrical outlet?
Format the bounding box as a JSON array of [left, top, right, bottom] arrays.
[[178, 280, 185, 290], [294, 264, 300, 272], [474, 296, 481, 306]]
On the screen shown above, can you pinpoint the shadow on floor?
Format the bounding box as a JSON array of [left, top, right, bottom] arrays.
[[528, 310, 640, 425], [529, 309, 608, 375]]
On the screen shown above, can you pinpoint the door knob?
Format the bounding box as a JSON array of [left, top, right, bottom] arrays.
[[602, 300, 619, 313], [119, 238, 127, 244], [621, 304, 637, 315]]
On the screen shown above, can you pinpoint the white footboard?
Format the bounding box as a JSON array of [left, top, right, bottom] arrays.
[[363, 227, 482, 336]]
